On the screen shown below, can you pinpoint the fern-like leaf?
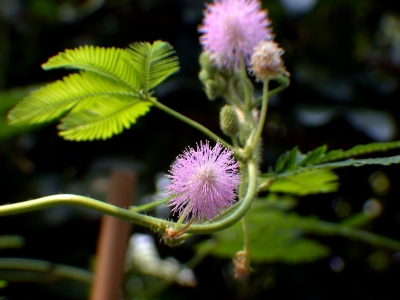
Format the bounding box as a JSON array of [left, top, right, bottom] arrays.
[[269, 169, 339, 195], [58, 96, 152, 141], [127, 41, 179, 92], [315, 141, 400, 164], [274, 146, 304, 173], [42, 46, 139, 89], [7, 72, 140, 126]]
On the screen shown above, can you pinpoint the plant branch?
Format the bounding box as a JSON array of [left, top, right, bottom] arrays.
[[0, 258, 92, 284], [147, 97, 235, 152], [0, 159, 258, 235]]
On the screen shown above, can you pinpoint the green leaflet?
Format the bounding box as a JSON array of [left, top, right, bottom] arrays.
[[262, 154, 400, 194], [8, 72, 140, 126], [274, 146, 304, 173], [8, 40, 180, 141], [42, 45, 139, 89], [315, 141, 400, 163], [0, 86, 40, 140], [269, 169, 339, 195], [273, 142, 400, 174], [58, 96, 152, 141], [127, 41, 179, 92]]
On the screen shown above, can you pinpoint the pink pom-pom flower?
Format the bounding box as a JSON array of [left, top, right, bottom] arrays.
[[199, 0, 272, 69], [166, 141, 240, 221]]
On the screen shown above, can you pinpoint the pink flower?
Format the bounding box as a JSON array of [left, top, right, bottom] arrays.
[[199, 0, 272, 69], [166, 141, 240, 221]]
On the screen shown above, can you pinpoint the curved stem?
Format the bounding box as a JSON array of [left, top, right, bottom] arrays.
[[147, 97, 234, 152], [0, 195, 176, 230], [188, 158, 258, 233], [0, 160, 258, 235], [0, 258, 92, 284]]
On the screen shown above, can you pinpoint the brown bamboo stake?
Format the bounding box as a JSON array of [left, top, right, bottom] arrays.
[[90, 169, 136, 300]]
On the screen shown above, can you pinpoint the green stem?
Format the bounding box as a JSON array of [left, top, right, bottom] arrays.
[[0, 160, 258, 235], [187, 158, 258, 233], [173, 204, 192, 231], [248, 81, 269, 156], [242, 217, 250, 266], [238, 53, 253, 109], [129, 195, 173, 213], [253, 77, 290, 108], [0, 258, 92, 284], [0, 235, 25, 250], [147, 97, 234, 152], [0, 194, 176, 230], [318, 220, 400, 251]]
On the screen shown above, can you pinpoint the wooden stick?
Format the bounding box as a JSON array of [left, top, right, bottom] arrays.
[[90, 169, 136, 300]]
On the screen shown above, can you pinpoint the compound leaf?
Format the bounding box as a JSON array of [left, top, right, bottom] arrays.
[[42, 45, 139, 89], [127, 41, 179, 92], [7, 72, 140, 126], [269, 169, 339, 195], [58, 96, 152, 141]]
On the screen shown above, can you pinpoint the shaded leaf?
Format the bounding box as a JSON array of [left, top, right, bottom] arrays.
[[297, 145, 327, 167], [197, 202, 331, 264], [269, 169, 339, 195], [0, 86, 40, 139], [254, 193, 298, 211], [274, 146, 304, 173]]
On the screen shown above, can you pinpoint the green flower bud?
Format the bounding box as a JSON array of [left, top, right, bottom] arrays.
[[238, 122, 253, 146], [204, 79, 219, 100], [199, 51, 232, 101], [220, 105, 240, 137]]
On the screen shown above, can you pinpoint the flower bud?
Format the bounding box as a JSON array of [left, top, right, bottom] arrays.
[[199, 51, 231, 100], [220, 105, 240, 137], [238, 122, 253, 146], [250, 40, 289, 81]]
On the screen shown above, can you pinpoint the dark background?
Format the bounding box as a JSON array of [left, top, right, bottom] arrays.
[[1, 0, 400, 299]]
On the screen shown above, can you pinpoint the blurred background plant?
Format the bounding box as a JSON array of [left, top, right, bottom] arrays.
[[1, 0, 400, 299]]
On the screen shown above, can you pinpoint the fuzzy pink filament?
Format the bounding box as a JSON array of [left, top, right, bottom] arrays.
[[166, 141, 240, 221], [199, 0, 272, 69]]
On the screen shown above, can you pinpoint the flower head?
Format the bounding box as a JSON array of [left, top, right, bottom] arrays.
[[199, 0, 272, 69], [166, 141, 240, 221], [249, 40, 289, 80]]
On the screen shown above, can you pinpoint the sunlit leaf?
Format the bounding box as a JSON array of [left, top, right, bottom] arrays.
[[7, 72, 141, 126], [58, 96, 152, 141], [127, 41, 179, 92], [42, 45, 139, 89]]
